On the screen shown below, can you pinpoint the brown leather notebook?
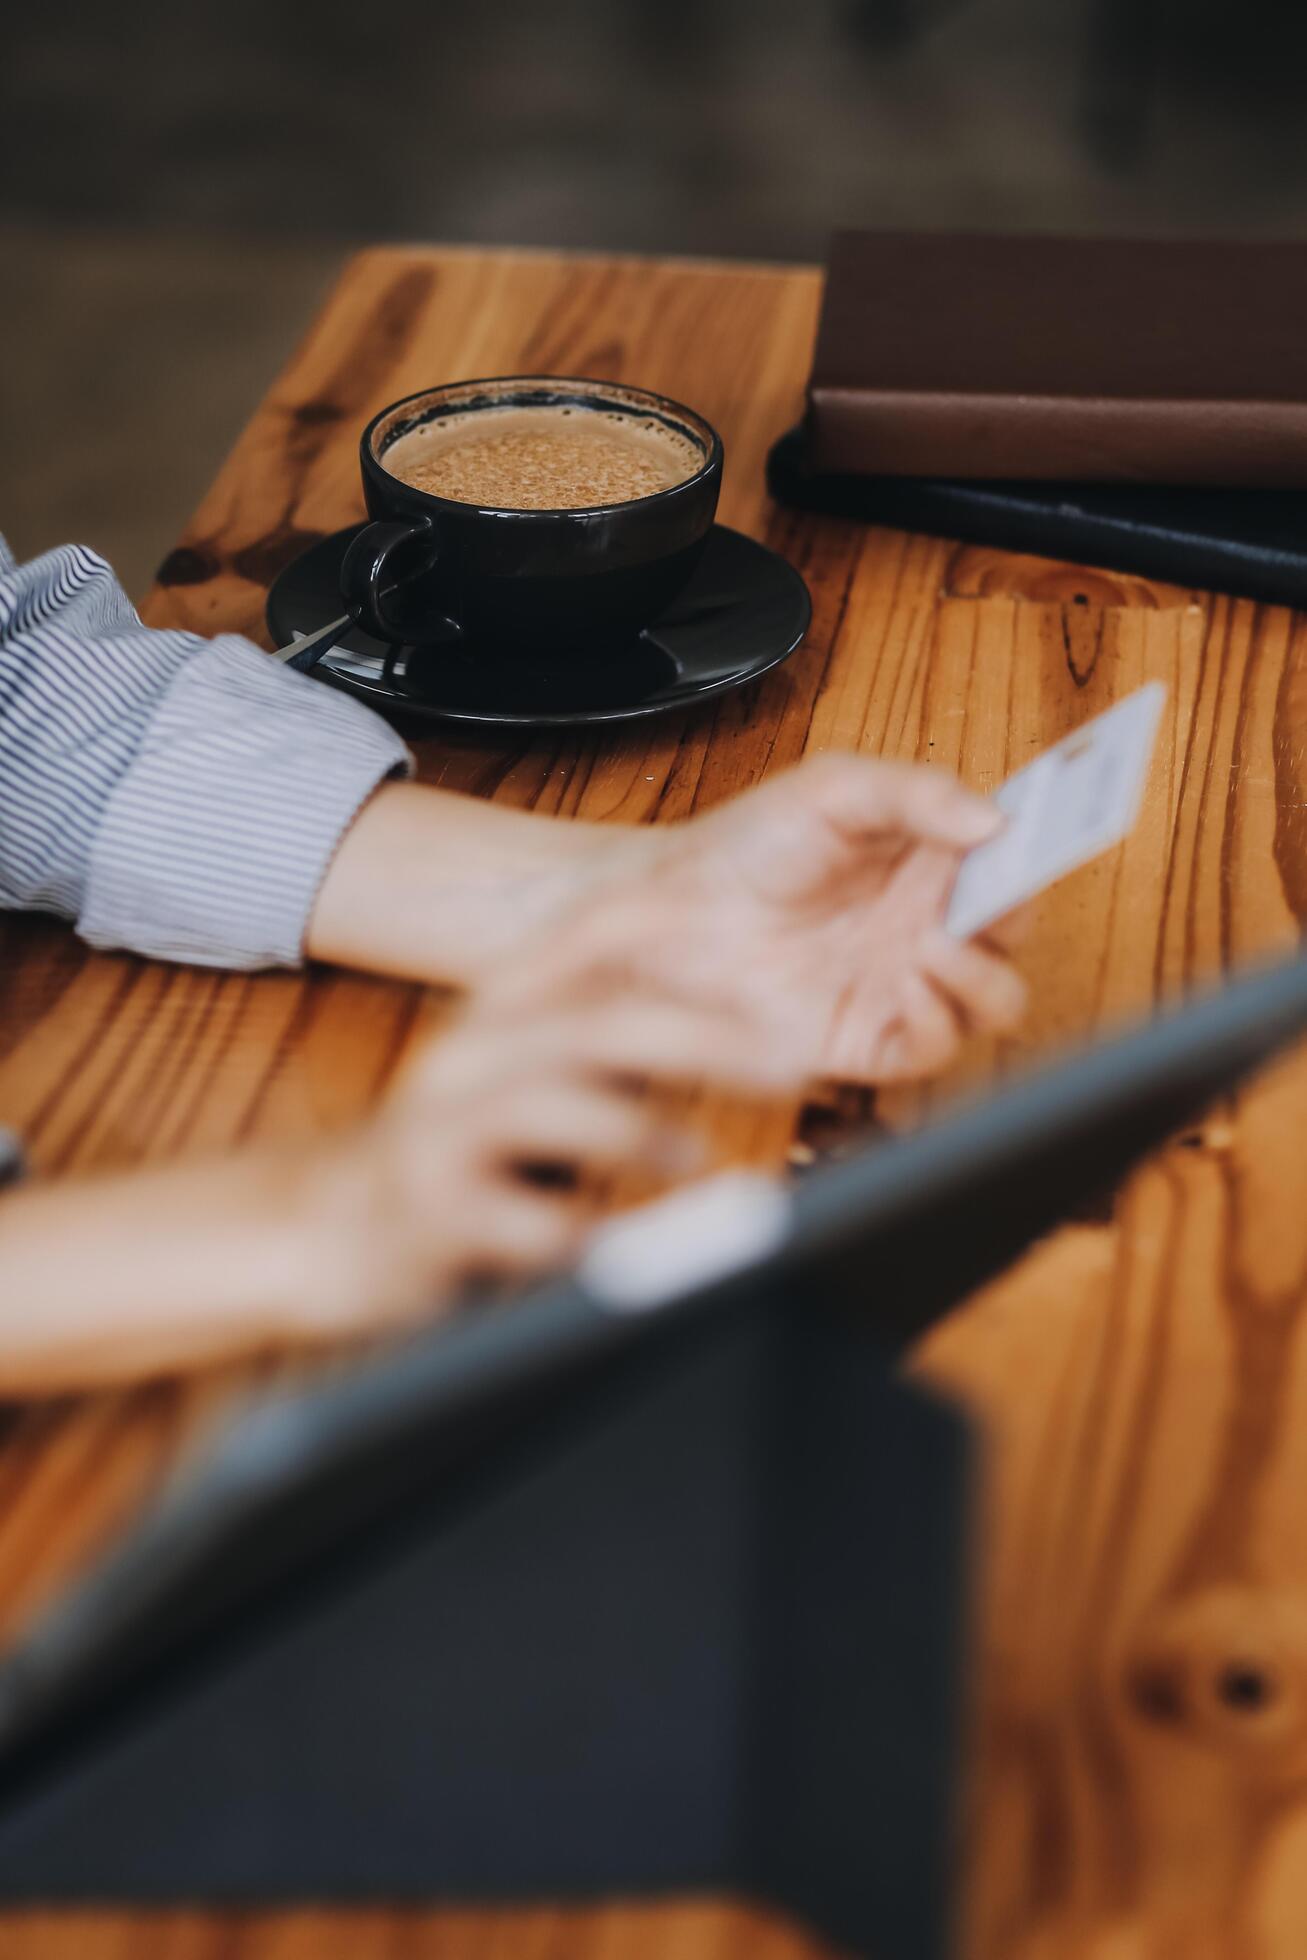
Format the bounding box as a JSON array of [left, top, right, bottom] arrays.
[[806, 232, 1307, 486]]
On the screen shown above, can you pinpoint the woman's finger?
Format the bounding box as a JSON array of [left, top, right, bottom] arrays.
[[408, 992, 803, 1106], [917, 928, 1029, 1036], [789, 754, 1002, 852], [474, 1079, 700, 1179], [893, 968, 965, 1078], [457, 997, 803, 1095], [568, 998, 804, 1091], [462, 1188, 589, 1278]]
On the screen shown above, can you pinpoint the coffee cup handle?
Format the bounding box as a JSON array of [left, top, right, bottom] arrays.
[[340, 517, 439, 642]]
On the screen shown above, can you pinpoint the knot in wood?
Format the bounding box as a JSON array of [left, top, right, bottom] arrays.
[[1125, 1588, 1307, 1763]]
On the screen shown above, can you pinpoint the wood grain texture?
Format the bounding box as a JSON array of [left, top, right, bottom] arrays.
[[2, 245, 1306, 1957]]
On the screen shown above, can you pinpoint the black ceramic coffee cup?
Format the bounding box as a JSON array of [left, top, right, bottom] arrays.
[[341, 375, 724, 653]]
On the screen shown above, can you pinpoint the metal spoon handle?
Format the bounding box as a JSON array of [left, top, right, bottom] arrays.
[[272, 612, 353, 674]]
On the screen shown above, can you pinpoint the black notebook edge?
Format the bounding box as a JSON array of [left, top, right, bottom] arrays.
[[768, 425, 1307, 608]]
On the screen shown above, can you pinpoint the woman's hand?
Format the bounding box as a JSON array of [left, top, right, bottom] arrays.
[[303, 984, 801, 1338], [310, 755, 1028, 1088], [0, 977, 800, 1393], [506, 755, 1029, 1086]]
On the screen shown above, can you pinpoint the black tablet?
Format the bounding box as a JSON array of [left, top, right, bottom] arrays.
[[2, 949, 1306, 1772]]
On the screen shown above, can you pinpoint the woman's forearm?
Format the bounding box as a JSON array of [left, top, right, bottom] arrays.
[[306, 781, 650, 987], [0, 1149, 331, 1394]]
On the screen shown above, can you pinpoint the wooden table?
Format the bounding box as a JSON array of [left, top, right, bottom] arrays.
[[3, 245, 1307, 1959]]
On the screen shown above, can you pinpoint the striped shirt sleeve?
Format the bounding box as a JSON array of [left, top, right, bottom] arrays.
[[0, 534, 413, 969]]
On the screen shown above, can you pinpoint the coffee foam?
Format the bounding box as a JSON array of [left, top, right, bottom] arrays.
[[381, 403, 703, 510]]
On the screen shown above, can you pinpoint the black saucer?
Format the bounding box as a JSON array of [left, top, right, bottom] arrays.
[[265, 524, 810, 728]]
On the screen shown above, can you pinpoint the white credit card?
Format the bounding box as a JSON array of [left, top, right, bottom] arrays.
[[946, 682, 1165, 940]]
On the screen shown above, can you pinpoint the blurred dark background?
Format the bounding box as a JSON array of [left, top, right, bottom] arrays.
[[5, 0, 1307, 594]]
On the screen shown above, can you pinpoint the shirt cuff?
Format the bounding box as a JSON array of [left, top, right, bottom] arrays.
[[79, 638, 413, 969]]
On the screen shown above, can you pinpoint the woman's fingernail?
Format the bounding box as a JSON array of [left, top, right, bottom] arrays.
[[954, 800, 1003, 843]]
